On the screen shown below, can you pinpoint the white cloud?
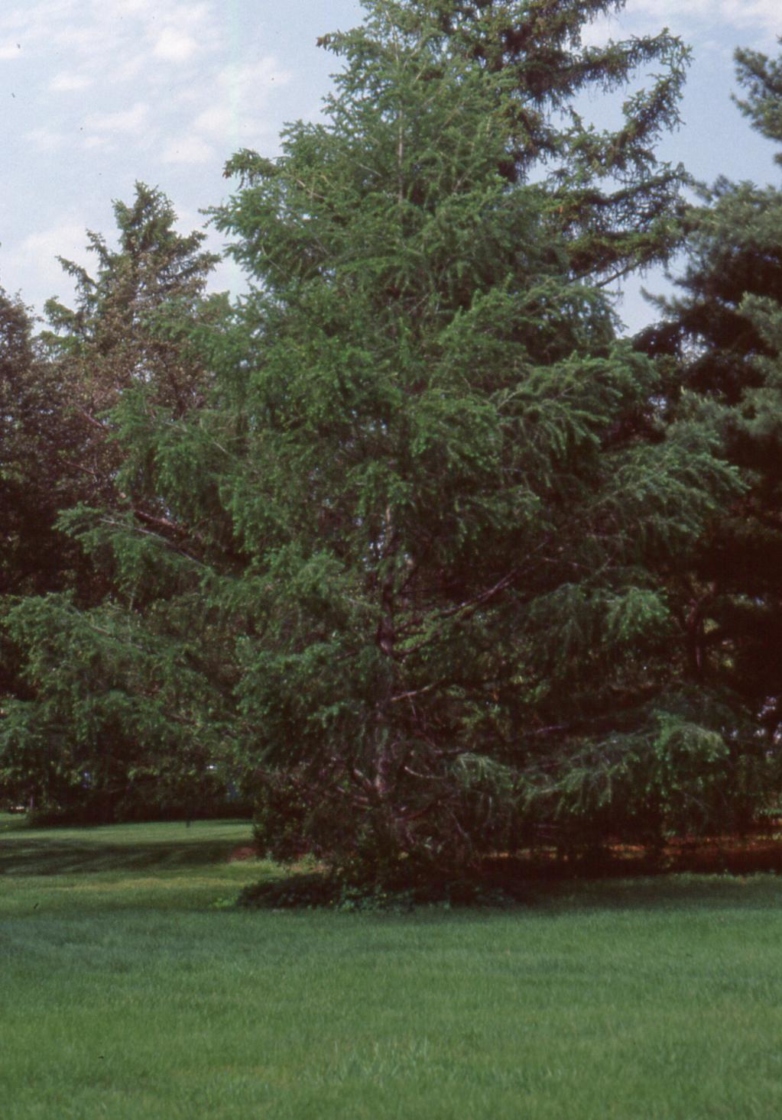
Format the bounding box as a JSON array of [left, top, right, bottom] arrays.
[[14, 222, 86, 262], [82, 134, 110, 151], [166, 56, 292, 170], [162, 135, 215, 164], [110, 53, 149, 85], [2, 0, 294, 208], [84, 102, 149, 135], [146, 2, 215, 65], [720, 0, 782, 33], [49, 70, 93, 92], [212, 58, 292, 132], [95, 0, 157, 16], [27, 127, 68, 152], [579, 12, 622, 48], [193, 105, 232, 140], [582, 0, 781, 48], [0, 0, 220, 81], [153, 27, 199, 63], [631, 0, 781, 38]]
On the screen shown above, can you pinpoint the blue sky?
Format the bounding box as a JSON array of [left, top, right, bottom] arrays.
[[0, 0, 779, 333]]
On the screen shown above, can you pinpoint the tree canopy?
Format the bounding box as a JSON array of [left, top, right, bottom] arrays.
[[1, 4, 780, 873], [0, 187, 236, 820], [638, 40, 782, 740]]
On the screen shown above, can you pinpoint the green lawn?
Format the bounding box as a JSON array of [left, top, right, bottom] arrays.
[[2, 818, 782, 1118]]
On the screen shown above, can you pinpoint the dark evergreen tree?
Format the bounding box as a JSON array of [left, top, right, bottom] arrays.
[[0, 289, 86, 599], [0, 289, 98, 737], [42, 182, 223, 513], [395, 0, 690, 283], [638, 40, 782, 742], [0, 189, 235, 819]]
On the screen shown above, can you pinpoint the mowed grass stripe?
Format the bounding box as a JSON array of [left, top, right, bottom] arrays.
[[2, 820, 782, 1118]]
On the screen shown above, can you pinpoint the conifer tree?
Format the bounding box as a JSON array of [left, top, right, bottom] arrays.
[[204, 0, 743, 875], [0, 290, 71, 599], [0, 190, 233, 819], [638, 41, 782, 742], [42, 182, 222, 513], [5, 3, 765, 858], [0, 289, 99, 723]]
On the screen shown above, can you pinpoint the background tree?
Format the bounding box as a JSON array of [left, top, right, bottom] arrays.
[[0, 188, 239, 820], [638, 40, 782, 744], [0, 289, 87, 600], [0, 287, 100, 746], [42, 182, 223, 513]]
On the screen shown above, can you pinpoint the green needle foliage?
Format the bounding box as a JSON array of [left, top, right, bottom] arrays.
[[207, 0, 743, 877], [0, 187, 236, 820], [639, 41, 782, 744], [2, 2, 771, 875]]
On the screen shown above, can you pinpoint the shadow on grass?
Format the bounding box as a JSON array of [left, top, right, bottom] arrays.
[[235, 863, 782, 916], [235, 841, 782, 913], [0, 837, 246, 877]]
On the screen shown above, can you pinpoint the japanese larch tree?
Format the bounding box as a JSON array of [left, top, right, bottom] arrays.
[[204, 0, 744, 877]]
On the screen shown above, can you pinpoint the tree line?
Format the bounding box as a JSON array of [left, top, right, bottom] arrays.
[[2, 0, 782, 883]]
